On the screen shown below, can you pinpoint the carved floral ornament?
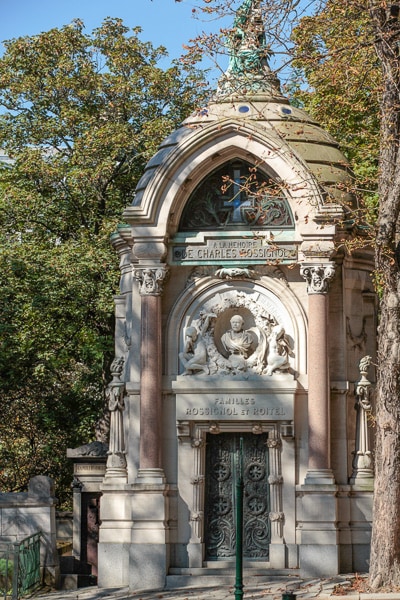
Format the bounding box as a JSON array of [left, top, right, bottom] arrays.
[[266, 437, 282, 449], [300, 263, 336, 294], [134, 267, 169, 296], [269, 512, 284, 522], [179, 290, 294, 378]]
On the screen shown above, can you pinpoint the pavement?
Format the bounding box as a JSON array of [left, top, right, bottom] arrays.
[[31, 575, 400, 600]]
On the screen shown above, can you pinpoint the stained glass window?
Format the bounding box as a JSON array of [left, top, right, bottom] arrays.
[[179, 160, 294, 231]]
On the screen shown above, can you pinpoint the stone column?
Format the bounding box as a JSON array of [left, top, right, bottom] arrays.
[[134, 267, 169, 483], [267, 430, 285, 568], [300, 263, 336, 484]]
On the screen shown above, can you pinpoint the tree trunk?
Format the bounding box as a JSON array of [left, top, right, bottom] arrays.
[[368, 0, 400, 589], [369, 251, 400, 588]]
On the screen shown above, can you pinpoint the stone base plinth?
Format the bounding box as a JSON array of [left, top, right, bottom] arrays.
[[304, 469, 335, 485], [128, 484, 170, 591], [299, 544, 339, 578], [187, 542, 203, 568], [97, 543, 130, 587], [297, 484, 339, 577], [269, 543, 286, 568], [129, 544, 167, 591]]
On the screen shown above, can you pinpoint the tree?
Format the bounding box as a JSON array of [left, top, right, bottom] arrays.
[[290, 1, 380, 220], [0, 17, 205, 506], [289, 0, 400, 587], [366, 1, 400, 589]]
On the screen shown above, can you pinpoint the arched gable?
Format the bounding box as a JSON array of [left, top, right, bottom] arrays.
[[123, 119, 343, 246]]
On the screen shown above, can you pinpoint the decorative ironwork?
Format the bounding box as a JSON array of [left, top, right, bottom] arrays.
[[0, 532, 41, 600], [180, 161, 294, 231], [205, 432, 270, 559]]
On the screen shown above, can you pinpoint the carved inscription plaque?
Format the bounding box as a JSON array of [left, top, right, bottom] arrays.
[[74, 464, 106, 475], [176, 393, 293, 420], [171, 239, 297, 265]]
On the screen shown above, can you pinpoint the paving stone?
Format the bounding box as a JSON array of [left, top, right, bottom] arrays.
[[31, 577, 400, 600]]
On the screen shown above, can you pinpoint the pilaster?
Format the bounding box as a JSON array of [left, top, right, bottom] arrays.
[[267, 432, 285, 568], [300, 263, 336, 484], [298, 262, 339, 577], [126, 262, 170, 592], [134, 265, 169, 483]]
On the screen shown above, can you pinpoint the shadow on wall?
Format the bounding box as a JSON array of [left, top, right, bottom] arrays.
[[0, 475, 60, 588]]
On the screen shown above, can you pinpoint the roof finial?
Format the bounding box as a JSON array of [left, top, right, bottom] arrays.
[[216, 0, 281, 99]]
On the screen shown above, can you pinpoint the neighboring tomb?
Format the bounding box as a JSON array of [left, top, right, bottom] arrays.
[[0, 476, 60, 587], [64, 442, 107, 589]]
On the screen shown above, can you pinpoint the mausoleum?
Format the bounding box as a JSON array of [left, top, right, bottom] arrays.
[[95, 0, 376, 591]]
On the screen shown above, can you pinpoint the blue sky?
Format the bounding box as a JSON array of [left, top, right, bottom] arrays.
[[0, 0, 218, 61]]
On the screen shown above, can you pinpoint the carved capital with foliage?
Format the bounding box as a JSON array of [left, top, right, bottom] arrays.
[[300, 263, 336, 294], [134, 267, 169, 296]]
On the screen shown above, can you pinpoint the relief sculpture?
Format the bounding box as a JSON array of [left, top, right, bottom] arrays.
[[221, 315, 255, 371], [179, 313, 216, 376], [179, 293, 293, 377]]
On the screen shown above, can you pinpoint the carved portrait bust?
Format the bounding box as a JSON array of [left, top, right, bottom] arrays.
[[179, 292, 293, 378]]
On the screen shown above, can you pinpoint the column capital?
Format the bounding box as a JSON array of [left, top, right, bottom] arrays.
[[300, 263, 336, 294], [134, 266, 169, 296]]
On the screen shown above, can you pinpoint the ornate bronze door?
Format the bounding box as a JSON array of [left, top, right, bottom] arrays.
[[205, 432, 270, 560]]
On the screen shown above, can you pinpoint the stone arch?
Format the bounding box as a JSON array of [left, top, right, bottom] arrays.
[[124, 119, 330, 240], [165, 272, 307, 377]]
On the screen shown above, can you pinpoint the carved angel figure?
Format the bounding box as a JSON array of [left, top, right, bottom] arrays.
[[179, 313, 216, 375], [264, 324, 290, 375]]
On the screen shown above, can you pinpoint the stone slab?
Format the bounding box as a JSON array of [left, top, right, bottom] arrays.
[[176, 392, 293, 420]]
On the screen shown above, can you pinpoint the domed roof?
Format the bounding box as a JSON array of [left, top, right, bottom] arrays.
[[125, 0, 353, 224]]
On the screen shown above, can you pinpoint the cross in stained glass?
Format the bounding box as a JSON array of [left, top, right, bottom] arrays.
[[224, 168, 253, 224]]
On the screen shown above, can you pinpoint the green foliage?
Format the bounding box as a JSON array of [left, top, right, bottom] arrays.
[[0, 557, 13, 595], [290, 0, 380, 224], [0, 18, 205, 507]]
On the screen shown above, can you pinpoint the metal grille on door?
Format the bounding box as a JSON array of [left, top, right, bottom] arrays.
[[205, 432, 270, 560]]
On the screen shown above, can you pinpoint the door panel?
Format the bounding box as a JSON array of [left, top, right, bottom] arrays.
[[205, 432, 270, 560]]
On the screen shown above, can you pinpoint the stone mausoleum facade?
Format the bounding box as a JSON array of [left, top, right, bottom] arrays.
[[94, 1, 376, 591]]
